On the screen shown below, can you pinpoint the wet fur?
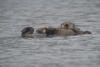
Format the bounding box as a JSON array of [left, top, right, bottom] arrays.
[[21, 27, 34, 38]]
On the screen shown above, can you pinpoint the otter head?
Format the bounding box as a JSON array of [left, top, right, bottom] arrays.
[[60, 21, 83, 34], [21, 27, 34, 38], [60, 21, 75, 29], [36, 26, 58, 36]]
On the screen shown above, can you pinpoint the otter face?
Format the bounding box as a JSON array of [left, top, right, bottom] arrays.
[[21, 27, 34, 38], [60, 21, 75, 29]]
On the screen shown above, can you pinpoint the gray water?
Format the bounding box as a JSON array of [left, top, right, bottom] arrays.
[[0, 0, 100, 67]]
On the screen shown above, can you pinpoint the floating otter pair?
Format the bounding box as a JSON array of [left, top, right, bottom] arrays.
[[21, 22, 91, 38]]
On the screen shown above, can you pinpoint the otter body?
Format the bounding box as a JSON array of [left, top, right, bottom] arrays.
[[36, 26, 57, 36], [56, 28, 76, 36], [36, 26, 76, 37]]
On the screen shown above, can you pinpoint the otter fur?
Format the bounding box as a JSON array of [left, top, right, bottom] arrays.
[[21, 27, 34, 38]]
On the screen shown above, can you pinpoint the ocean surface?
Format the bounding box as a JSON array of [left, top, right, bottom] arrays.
[[0, 0, 100, 67]]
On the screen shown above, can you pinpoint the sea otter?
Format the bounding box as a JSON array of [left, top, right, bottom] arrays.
[[60, 21, 91, 35]]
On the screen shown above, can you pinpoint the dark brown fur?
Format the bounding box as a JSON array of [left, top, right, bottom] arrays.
[[21, 27, 34, 38]]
